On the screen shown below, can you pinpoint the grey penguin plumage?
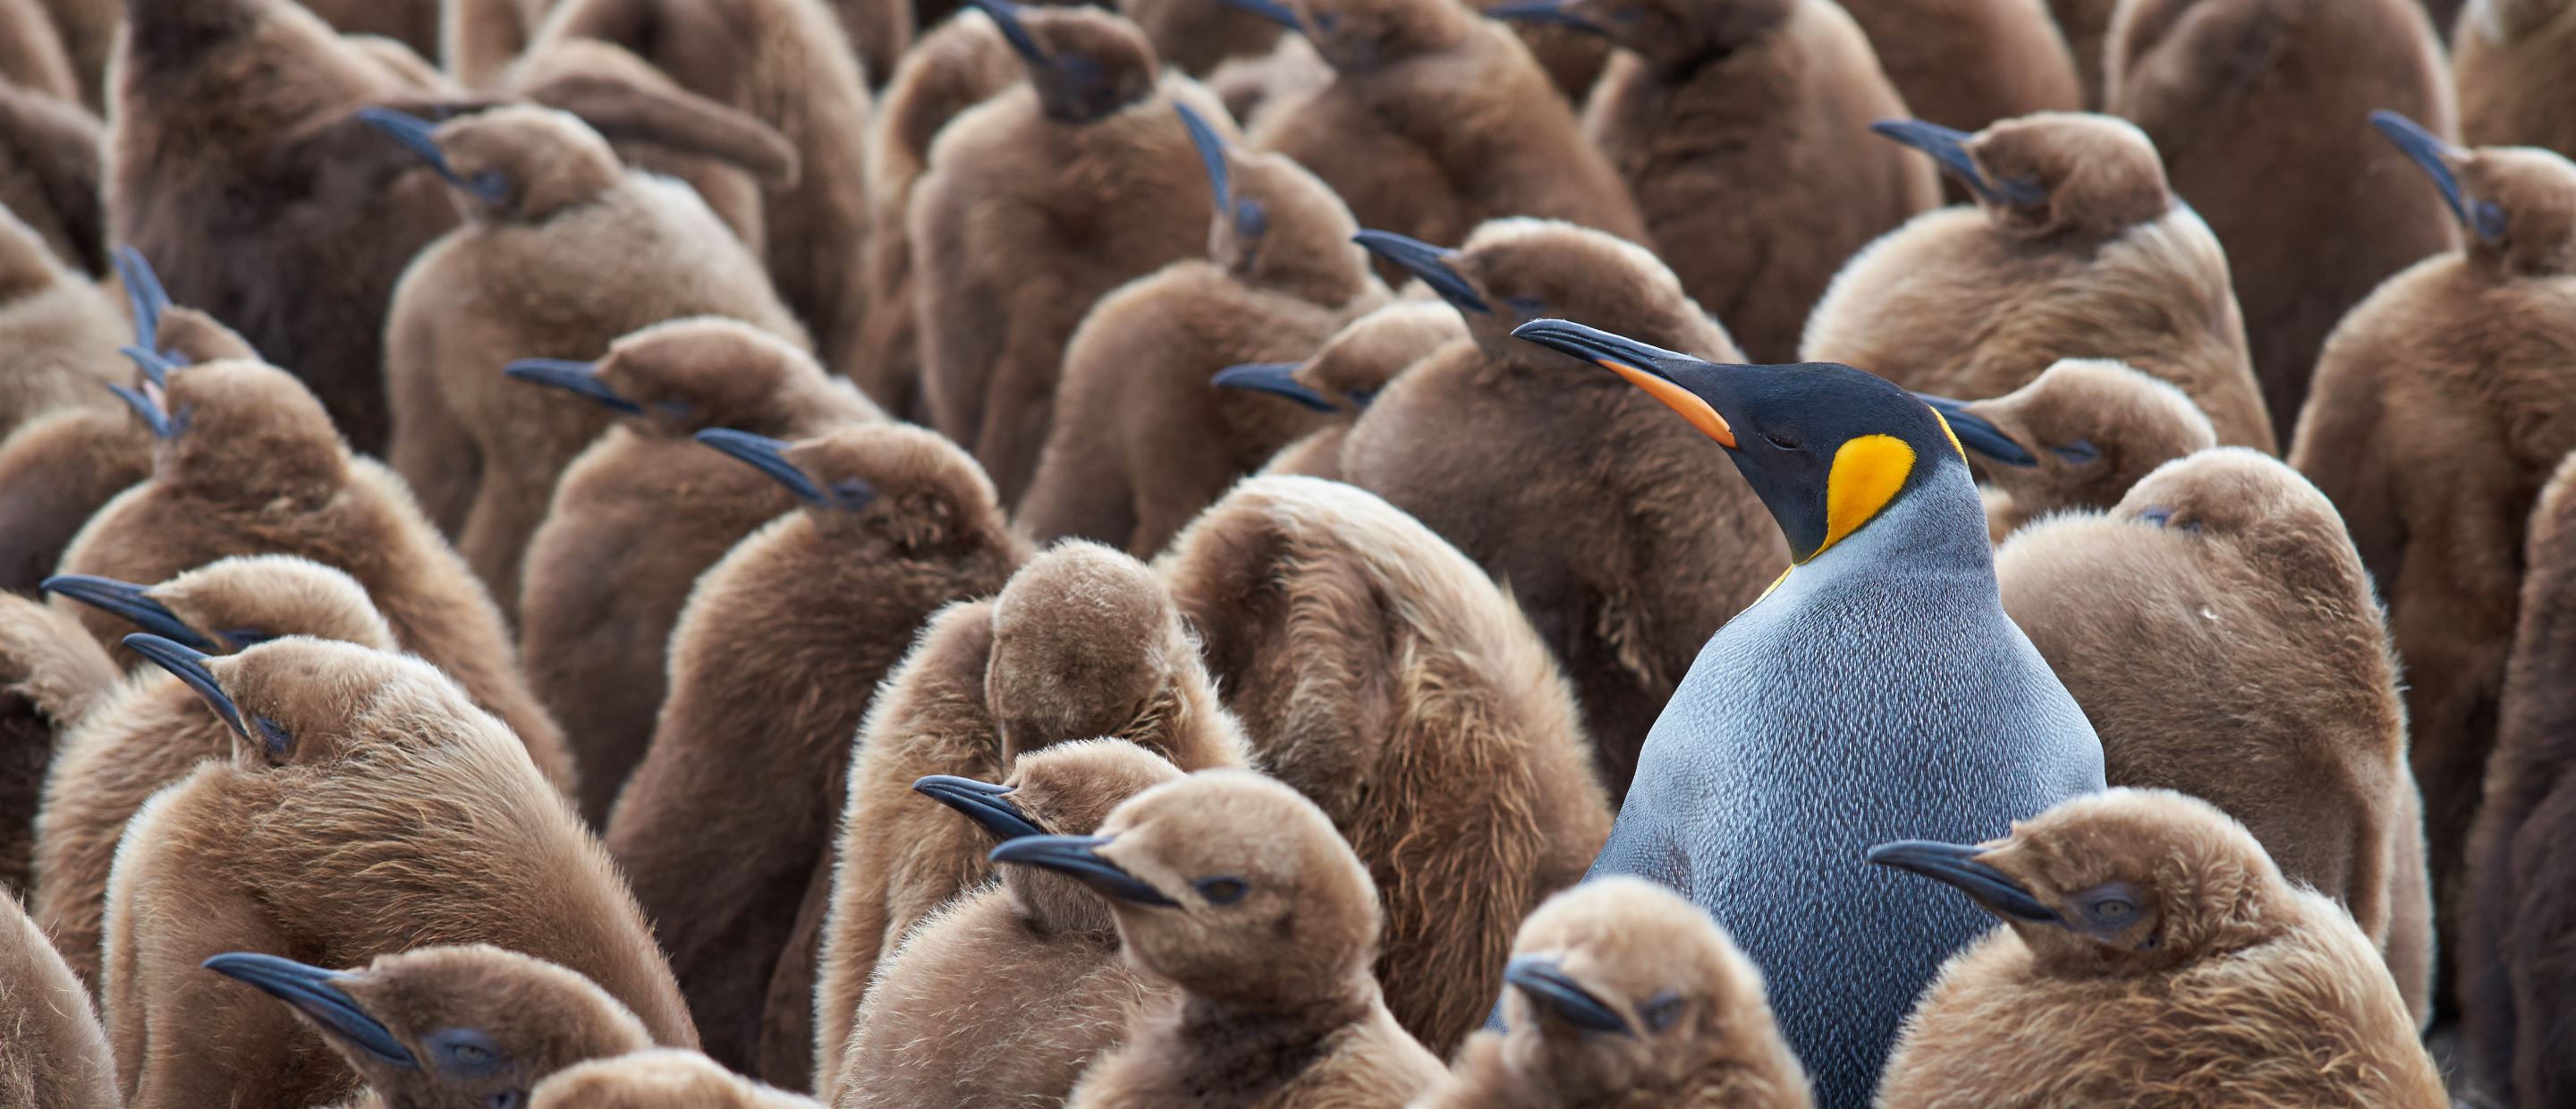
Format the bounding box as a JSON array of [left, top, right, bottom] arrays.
[[1509, 319, 2105, 1107]]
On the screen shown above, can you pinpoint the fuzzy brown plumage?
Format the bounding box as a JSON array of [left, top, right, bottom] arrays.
[[2050, 0, 2118, 106], [1874, 789, 2447, 1107], [0, 205, 124, 443], [1951, 359, 2217, 540], [0, 81, 104, 275], [603, 424, 1021, 1086], [1256, 299, 1466, 480], [0, 889, 114, 1109], [1996, 449, 2435, 1023], [1578, 0, 1936, 362], [2105, 0, 2459, 447], [30, 0, 111, 111], [2454, 0, 2576, 164], [533, 1049, 823, 1107], [1158, 476, 1613, 1054], [1123, 0, 1286, 74], [1837, 0, 2079, 142], [0, 0, 75, 103], [1804, 111, 2274, 452], [0, 594, 114, 894], [101, 638, 693, 1109]]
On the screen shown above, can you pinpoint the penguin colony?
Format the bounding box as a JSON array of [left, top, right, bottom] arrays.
[[0, 0, 2564, 1106]]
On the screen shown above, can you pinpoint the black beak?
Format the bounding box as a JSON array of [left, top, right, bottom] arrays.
[[41, 575, 216, 653], [203, 952, 419, 1069], [913, 775, 1047, 842], [967, 0, 1053, 65], [987, 834, 1179, 906], [1211, 362, 1336, 412], [106, 378, 179, 439], [1175, 102, 1233, 216], [1866, 840, 2061, 926], [1915, 394, 2036, 467], [357, 106, 468, 185], [694, 428, 825, 503], [2370, 110, 2504, 243], [114, 244, 172, 360], [1353, 231, 1489, 314], [1870, 120, 2044, 207], [1484, 0, 1606, 34], [1505, 955, 1631, 1034], [503, 358, 641, 414], [120, 345, 180, 387], [1213, 0, 1304, 31], [124, 633, 248, 737]]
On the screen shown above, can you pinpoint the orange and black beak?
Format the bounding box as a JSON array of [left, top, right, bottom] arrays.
[[1509, 318, 1734, 447]]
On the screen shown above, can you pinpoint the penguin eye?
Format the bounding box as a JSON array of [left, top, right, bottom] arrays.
[[1194, 876, 1249, 905], [255, 716, 292, 758], [2049, 438, 2099, 465], [2076, 883, 2147, 933], [830, 479, 878, 510], [469, 170, 511, 204], [1758, 430, 1801, 452], [1343, 387, 1378, 410], [426, 1029, 506, 1076], [2473, 201, 2509, 243], [1312, 12, 1340, 30], [1233, 199, 1269, 240], [489, 1092, 526, 1109], [1638, 990, 1687, 1033]]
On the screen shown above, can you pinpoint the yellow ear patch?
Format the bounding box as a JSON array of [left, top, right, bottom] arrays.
[[1598, 360, 1736, 447], [1807, 434, 1916, 563], [1928, 409, 1970, 461]]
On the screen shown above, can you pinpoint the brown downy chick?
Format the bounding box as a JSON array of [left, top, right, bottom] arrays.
[[1021, 101, 1388, 554], [1502, 0, 1936, 361], [833, 740, 1185, 1106], [1804, 111, 2274, 452], [913, 0, 1226, 507], [1253, 299, 1467, 479], [496, 37, 775, 250], [1125, 0, 1288, 74], [1158, 476, 1614, 1054], [2291, 121, 2576, 986], [1417, 876, 1813, 1109], [1469, 0, 1614, 108], [0, 80, 104, 275], [49, 358, 578, 793], [534, 1050, 823, 1108], [1833, 0, 2079, 171], [1921, 358, 2218, 540], [1328, 218, 1783, 800], [444, 0, 557, 90], [996, 769, 1448, 1107], [1868, 789, 2447, 1107], [812, 542, 1251, 1084], [100, 637, 694, 1109], [2050, 0, 2116, 106], [0, 205, 125, 441], [204, 944, 656, 1109], [514, 318, 880, 823], [377, 103, 805, 615], [2105, 0, 2458, 447], [602, 424, 1021, 1084], [0, 890, 114, 1109], [1206, 33, 1335, 124], [1993, 449, 2436, 1022], [0, 594, 115, 893], [1234, 0, 1647, 270], [31, 554, 395, 989], [2456, 0, 2576, 164]]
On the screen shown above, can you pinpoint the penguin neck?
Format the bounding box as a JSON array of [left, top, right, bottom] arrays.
[[1787, 455, 1996, 591]]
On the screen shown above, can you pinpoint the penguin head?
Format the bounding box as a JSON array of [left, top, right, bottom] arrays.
[[121, 635, 467, 768], [1216, 299, 1465, 415], [1357, 218, 1724, 364], [986, 543, 1191, 761], [987, 769, 1383, 1007], [2110, 448, 2363, 593], [1222, 0, 1476, 71], [43, 555, 393, 657], [580, 317, 843, 436], [1920, 359, 2216, 521], [969, 0, 1161, 123], [1484, 0, 1790, 75], [1174, 101, 1375, 304], [2374, 111, 2576, 277], [919, 739, 1188, 932], [358, 106, 623, 223], [1872, 112, 2172, 241], [142, 360, 349, 511], [1513, 319, 1963, 564], [696, 423, 1006, 554], [1868, 789, 2294, 973], [202, 944, 654, 1109]]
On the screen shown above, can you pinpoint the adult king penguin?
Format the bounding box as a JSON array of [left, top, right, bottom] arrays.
[[1508, 319, 2104, 1109]]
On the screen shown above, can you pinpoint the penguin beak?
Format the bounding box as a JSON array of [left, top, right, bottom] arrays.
[[202, 953, 419, 1069], [2370, 110, 2506, 244], [503, 358, 643, 414], [40, 575, 217, 653], [113, 244, 172, 361], [1869, 120, 2045, 208], [1508, 318, 1737, 448], [1484, 0, 1607, 35], [357, 107, 471, 188], [1212, 0, 1305, 32], [106, 377, 181, 440], [694, 428, 826, 503], [914, 775, 1047, 842], [1504, 956, 1632, 1035], [1913, 394, 2035, 467], [124, 633, 250, 737], [1866, 841, 2062, 926], [988, 834, 1180, 906], [1175, 102, 1233, 216], [966, 0, 1055, 65], [120, 345, 181, 387], [1352, 231, 1490, 315], [1212, 362, 1338, 412]]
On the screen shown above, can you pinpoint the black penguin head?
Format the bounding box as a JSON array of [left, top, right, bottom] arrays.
[[1511, 319, 1964, 563], [970, 0, 1162, 123]]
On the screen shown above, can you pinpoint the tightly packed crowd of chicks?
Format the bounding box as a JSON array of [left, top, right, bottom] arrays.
[[0, 0, 2570, 1105]]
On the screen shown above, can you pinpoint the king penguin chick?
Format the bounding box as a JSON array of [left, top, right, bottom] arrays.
[[0, 593, 115, 893], [0, 890, 115, 1109], [996, 769, 1449, 1107], [2104, 0, 2458, 446], [534, 1050, 823, 1108], [812, 542, 1251, 1084], [833, 740, 1185, 1106], [1329, 219, 1782, 800], [913, 0, 1227, 508], [1020, 101, 1388, 554], [376, 104, 805, 614], [1511, 318, 2106, 1106], [604, 423, 1021, 1084], [1919, 358, 2217, 541], [0, 77, 103, 278], [2455, 0, 2576, 164], [1124, 0, 1287, 74], [1247, 299, 1468, 480], [102, 637, 693, 1109], [1833, 0, 2079, 164], [1869, 789, 2446, 1107], [1496, 0, 1937, 362], [30, 555, 395, 989], [1805, 112, 2272, 453], [50, 358, 577, 792], [202, 944, 657, 1109], [2048, 0, 2116, 106], [1159, 476, 1614, 1054], [2291, 118, 2576, 974], [1994, 449, 2435, 1023], [0, 204, 123, 442], [513, 318, 881, 823], [1230, 0, 1647, 266], [1416, 876, 1813, 1109]]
